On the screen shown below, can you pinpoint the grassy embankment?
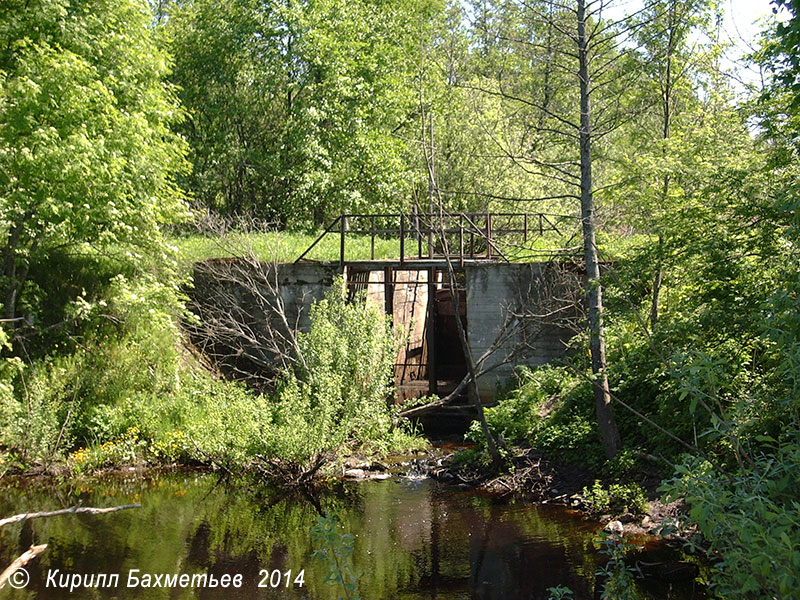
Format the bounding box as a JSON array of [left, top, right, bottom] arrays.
[[0, 230, 437, 481]]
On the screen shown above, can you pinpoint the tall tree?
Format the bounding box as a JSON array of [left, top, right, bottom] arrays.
[[599, 0, 717, 330], [575, 0, 621, 458], [467, 0, 652, 456], [0, 0, 188, 324], [165, 0, 438, 224]]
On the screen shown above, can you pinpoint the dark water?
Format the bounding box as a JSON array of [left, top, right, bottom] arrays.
[[0, 471, 702, 599]]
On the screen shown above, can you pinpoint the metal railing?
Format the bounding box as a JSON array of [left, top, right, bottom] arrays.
[[295, 212, 573, 265]]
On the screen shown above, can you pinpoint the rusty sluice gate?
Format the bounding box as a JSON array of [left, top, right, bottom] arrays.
[[301, 212, 580, 430], [344, 265, 469, 404]]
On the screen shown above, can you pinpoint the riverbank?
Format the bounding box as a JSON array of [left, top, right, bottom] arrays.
[[326, 439, 693, 549]]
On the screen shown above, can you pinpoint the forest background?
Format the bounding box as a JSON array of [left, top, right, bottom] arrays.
[[1, 0, 799, 597]]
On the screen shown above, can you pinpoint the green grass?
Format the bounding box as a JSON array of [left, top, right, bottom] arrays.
[[172, 228, 595, 270], [172, 230, 406, 270]]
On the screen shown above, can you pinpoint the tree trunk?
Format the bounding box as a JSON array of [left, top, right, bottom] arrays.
[[651, 1, 677, 330], [2, 223, 24, 322], [577, 0, 620, 459], [650, 247, 663, 329]]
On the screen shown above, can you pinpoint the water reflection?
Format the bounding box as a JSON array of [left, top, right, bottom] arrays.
[[0, 472, 695, 599]]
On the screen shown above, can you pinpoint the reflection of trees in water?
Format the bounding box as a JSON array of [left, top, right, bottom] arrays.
[[462, 498, 595, 599], [370, 484, 598, 600], [0, 474, 349, 599], [0, 474, 603, 599], [511, 505, 602, 593]]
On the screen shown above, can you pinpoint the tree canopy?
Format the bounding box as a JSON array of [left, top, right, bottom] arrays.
[[0, 0, 188, 322]]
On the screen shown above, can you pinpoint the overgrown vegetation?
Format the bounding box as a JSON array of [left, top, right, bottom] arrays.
[[0, 269, 419, 479], [2, 0, 800, 597]]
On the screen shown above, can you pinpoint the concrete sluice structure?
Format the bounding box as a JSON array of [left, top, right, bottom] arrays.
[[189, 259, 583, 430]]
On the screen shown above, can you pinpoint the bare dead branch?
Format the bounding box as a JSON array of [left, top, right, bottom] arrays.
[[0, 545, 47, 590], [0, 504, 141, 529], [184, 213, 312, 391]]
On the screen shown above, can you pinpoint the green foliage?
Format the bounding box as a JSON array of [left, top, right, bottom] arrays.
[[546, 585, 574, 600], [662, 439, 800, 599], [173, 230, 406, 272], [0, 0, 188, 322], [1, 266, 421, 476], [535, 415, 604, 469], [595, 533, 639, 600], [1, 268, 193, 466], [465, 369, 543, 447], [164, 376, 269, 468], [260, 280, 400, 467], [754, 0, 800, 147], [460, 365, 606, 470], [0, 329, 24, 462], [601, 448, 643, 483], [164, 0, 425, 223], [69, 427, 147, 473], [582, 481, 647, 516], [310, 514, 361, 600]]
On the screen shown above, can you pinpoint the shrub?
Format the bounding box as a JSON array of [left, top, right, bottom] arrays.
[[259, 280, 402, 469], [661, 436, 800, 599], [582, 480, 647, 516]]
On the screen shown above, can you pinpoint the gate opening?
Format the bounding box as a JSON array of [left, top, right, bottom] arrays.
[[345, 265, 469, 409]]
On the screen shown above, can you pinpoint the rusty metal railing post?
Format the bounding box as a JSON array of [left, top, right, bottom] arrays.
[[486, 212, 492, 259], [524, 213, 528, 243], [415, 207, 422, 259], [399, 213, 405, 266], [459, 214, 464, 266], [370, 215, 375, 260]]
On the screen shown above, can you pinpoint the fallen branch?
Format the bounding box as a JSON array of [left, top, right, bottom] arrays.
[[397, 334, 514, 419], [0, 504, 141, 529], [0, 544, 48, 589], [188, 436, 236, 477]]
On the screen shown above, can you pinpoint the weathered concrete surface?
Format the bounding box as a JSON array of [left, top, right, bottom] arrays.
[[194, 259, 340, 329], [188, 260, 341, 385], [465, 263, 581, 398], [189, 259, 581, 399]]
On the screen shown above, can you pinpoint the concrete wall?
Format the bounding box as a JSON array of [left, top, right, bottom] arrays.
[[466, 263, 580, 398], [189, 260, 341, 384], [189, 259, 581, 399]]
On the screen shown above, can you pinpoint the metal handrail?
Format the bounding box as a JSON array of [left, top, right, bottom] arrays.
[[294, 212, 574, 265]]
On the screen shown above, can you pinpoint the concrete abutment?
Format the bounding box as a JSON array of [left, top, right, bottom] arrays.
[[188, 260, 583, 406]]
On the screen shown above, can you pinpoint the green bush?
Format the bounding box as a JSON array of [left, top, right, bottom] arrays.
[[462, 365, 606, 470], [535, 415, 603, 469], [260, 280, 404, 468], [582, 480, 647, 516], [661, 436, 800, 599], [0, 352, 71, 466], [3, 266, 423, 478]]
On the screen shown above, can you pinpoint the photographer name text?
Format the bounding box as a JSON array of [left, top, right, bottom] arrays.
[[41, 568, 306, 592]]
